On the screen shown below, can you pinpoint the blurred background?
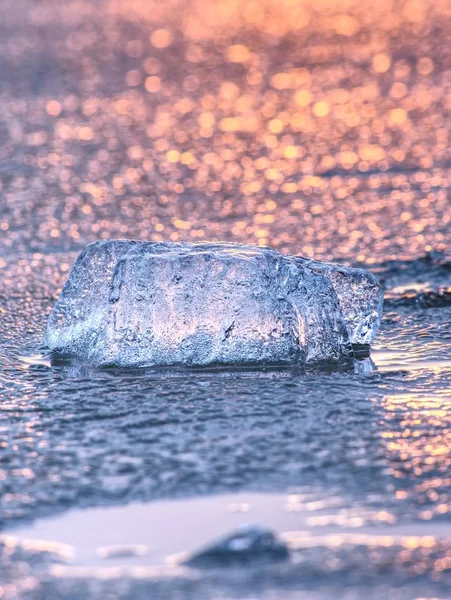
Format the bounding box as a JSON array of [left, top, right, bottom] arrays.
[[0, 0, 450, 262]]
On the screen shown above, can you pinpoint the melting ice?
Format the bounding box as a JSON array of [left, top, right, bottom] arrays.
[[45, 241, 383, 367]]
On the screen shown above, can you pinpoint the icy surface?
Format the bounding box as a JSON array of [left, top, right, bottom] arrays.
[[45, 241, 383, 367]]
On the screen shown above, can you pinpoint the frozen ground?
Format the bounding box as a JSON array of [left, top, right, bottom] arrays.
[[0, 0, 450, 598]]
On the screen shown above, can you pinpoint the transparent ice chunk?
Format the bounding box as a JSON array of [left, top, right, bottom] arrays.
[[294, 257, 384, 345], [45, 241, 383, 367]]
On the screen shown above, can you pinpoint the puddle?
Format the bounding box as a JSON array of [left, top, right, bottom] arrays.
[[4, 491, 450, 577], [5, 492, 315, 569]]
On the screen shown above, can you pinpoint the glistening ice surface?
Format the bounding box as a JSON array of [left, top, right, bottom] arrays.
[[45, 240, 382, 367], [0, 0, 451, 598]]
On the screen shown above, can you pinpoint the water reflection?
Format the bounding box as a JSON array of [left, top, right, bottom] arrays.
[[19, 352, 376, 379]]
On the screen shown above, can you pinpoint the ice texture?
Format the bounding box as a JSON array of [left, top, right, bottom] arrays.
[[45, 240, 383, 367]]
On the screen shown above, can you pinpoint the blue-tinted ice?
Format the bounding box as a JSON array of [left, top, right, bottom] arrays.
[[45, 241, 383, 367]]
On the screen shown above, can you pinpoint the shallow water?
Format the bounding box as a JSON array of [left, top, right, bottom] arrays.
[[1, 0, 451, 598], [7, 490, 451, 570]]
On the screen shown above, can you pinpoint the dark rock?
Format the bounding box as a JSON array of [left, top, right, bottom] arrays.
[[183, 525, 290, 568]]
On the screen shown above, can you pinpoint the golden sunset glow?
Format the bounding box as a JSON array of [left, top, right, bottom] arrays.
[[0, 0, 442, 260]]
